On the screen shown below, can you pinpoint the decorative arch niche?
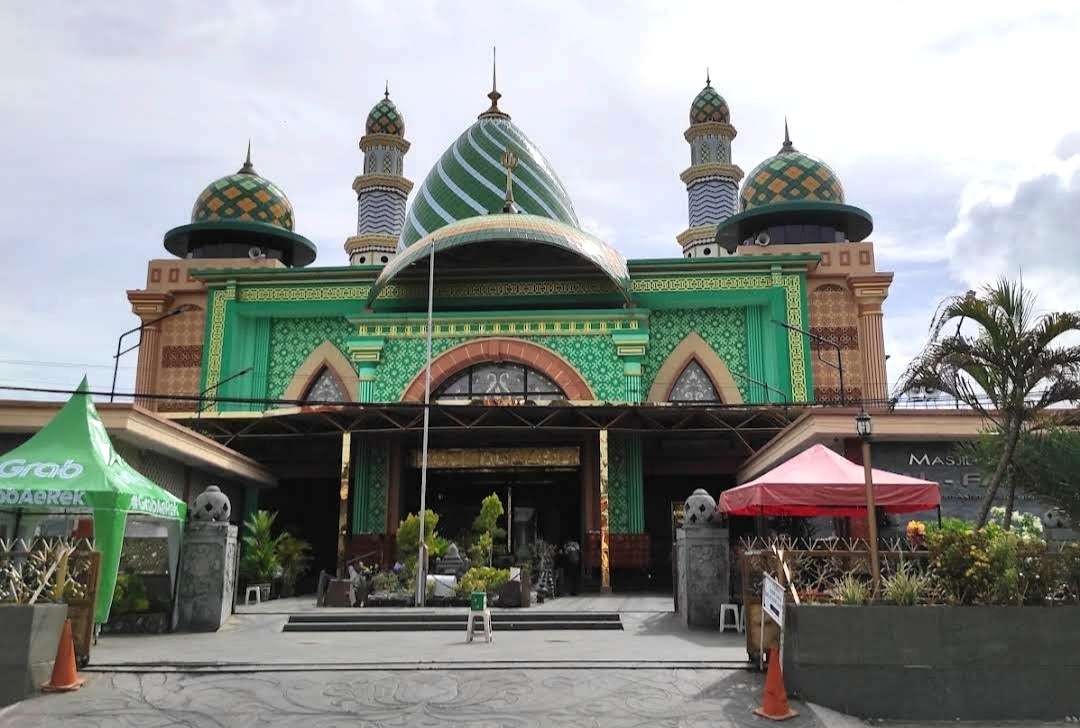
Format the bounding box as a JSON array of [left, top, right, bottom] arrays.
[[283, 341, 359, 402], [646, 332, 744, 404], [401, 338, 594, 402]]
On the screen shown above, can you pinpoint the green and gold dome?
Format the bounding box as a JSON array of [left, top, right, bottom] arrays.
[[163, 146, 317, 266], [190, 155, 295, 230], [690, 77, 730, 125], [740, 131, 844, 210], [712, 123, 872, 251], [365, 88, 405, 137]]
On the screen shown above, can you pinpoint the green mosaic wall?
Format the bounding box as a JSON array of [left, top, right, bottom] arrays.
[[607, 434, 630, 534], [641, 308, 749, 399], [352, 440, 388, 534], [370, 334, 624, 403], [267, 317, 353, 399]]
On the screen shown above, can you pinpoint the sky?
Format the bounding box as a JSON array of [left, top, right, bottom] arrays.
[[2, 0, 1079, 400]]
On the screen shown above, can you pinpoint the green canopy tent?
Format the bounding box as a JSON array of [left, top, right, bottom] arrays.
[[0, 378, 186, 623]]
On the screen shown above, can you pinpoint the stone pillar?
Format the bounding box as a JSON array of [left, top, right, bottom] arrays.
[[337, 432, 352, 577], [598, 429, 611, 593], [177, 521, 239, 631], [849, 274, 893, 407], [676, 489, 730, 628]]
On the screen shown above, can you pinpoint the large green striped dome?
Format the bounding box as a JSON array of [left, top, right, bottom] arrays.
[[398, 115, 579, 249]]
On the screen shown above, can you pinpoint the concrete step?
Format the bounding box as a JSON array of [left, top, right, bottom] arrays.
[[282, 620, 623, 633], [286, 611, 621, 624]]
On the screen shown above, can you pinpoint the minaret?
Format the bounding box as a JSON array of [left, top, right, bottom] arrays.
[[677, 72, 743, 258], [345, 83, 413, 265]]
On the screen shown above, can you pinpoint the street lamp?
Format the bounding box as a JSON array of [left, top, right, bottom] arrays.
[[110, 305, 196, 402], [855, 408, 881, 598]]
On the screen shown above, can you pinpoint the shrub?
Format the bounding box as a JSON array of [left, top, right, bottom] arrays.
[[829, 573, 869, 605], [882, 562, 930, 606], [240, 510, 282, 583], [112, 571, 151, 614], [987, 506, 1044, 539], [396, 510, 440, 568], [456, 566, 510, 597], [468, 494, 506, 566], [276, 533, 312, 596], [371, 571, 400, 593]]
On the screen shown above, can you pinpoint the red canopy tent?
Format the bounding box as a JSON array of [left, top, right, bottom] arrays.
[[717, 443, 940, 517]]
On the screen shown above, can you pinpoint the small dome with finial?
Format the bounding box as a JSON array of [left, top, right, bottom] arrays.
[[366, 83, 405, 136], [190, 143, 295, 230], [740, 121, 845, 211], [689, 71, 729, 125]]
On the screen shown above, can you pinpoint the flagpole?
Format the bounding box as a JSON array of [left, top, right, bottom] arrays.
[[416, 237, 435, 607]]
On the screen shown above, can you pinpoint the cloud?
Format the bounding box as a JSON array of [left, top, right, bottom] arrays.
[[945, 145, 1080, 314]]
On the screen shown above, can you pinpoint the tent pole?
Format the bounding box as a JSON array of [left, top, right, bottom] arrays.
[[861, 440, 881, 599]]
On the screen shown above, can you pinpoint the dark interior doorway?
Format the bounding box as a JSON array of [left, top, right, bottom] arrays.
[[402, 468, 581, 558]]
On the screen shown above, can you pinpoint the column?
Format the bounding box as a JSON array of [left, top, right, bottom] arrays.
[[133, 324, 160, 408], [336, 432, 352, 577], [347, 336, 386, 403], [612, 331, 649, 404], [242, 485, 259, 525], [598, 429, 611, 593], [849, 274, 893, 407]]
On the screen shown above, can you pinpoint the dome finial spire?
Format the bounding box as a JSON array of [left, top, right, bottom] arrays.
[[479, 45, 510, 120], [781, 117, 795, 152], [239, 139, 256, 174], [705, 67, 710, 86], [384, 80, 389, 99]]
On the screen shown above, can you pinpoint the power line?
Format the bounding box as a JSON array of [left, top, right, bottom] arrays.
[[0, 359, 134, 371]]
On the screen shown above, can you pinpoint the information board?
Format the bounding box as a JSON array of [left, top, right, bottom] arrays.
[[762, 573, 785, 628]]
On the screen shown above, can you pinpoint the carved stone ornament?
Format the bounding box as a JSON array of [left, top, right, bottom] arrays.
[[192, 485, 231, 522], [682, 488, 717, 528]]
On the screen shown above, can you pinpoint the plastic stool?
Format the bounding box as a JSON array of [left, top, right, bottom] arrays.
[[244, 586, 261, 606], [466, 608, 493, 643], [719, 603, 742, 633]]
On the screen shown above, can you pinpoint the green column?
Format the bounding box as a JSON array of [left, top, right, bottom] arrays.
[[242, 485, 260, 525], [347, 336, 386, 403], [350, 439, 388, 534], [746, 304, 767, 403], [351, 444, 370, 534], [624, 434, 644, 533]]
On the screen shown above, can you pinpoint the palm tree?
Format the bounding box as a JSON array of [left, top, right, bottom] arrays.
[[897, 278, 1080, 526]]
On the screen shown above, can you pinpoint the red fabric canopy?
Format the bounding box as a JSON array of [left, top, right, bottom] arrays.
[[717, 443, 940, 517]]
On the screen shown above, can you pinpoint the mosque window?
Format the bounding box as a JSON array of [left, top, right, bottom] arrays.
[[435, 363, 565, 402], [303, 366, 349, 403], [669, 360, 720, 402]]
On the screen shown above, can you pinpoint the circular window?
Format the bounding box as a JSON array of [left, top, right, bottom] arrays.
[[358, 256, 366, 264], [703, 247, 711, 256], [381, 256, 389, 264]]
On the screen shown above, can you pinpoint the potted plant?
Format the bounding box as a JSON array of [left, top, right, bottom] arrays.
[[276, 533, 312, 598], [239, 510, 282, 602]]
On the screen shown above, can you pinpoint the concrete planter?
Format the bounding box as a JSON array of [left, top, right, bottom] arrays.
[[783, 604, 1080, 720], [0, 603, 68, 707]]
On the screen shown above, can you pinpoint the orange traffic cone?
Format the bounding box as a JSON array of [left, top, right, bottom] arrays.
[[42, 619, 85, 693], [753, 646, 798, 721]]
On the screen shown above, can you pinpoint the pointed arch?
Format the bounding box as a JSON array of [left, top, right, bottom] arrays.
[[282, 341, 359, 402], [646, 332, 744, 404], [401, 338, 594, 402]]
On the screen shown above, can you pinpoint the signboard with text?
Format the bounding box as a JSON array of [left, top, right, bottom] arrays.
[[762, 573, 785, 628]]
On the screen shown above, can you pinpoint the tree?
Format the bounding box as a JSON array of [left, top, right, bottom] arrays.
[[469, 493, 506, 567], [964, 428, 1080, 527], [898, 278, 1080, 526]]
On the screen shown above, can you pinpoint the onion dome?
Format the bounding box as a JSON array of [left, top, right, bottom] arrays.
[[689, 72, 730, 125], [397, 77, 578, 249], [164, 144, 317, 266], [712, 121, 872, 252], [740, 123, 844, 210], [365, 85, 405, 136]]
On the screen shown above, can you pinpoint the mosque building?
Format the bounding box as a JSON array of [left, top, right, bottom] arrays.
[[122, 70, 936, 589]]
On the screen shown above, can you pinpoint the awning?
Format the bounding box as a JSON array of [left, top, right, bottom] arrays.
[[0, 378, 186, 623], [716, 443, 940, 517]]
